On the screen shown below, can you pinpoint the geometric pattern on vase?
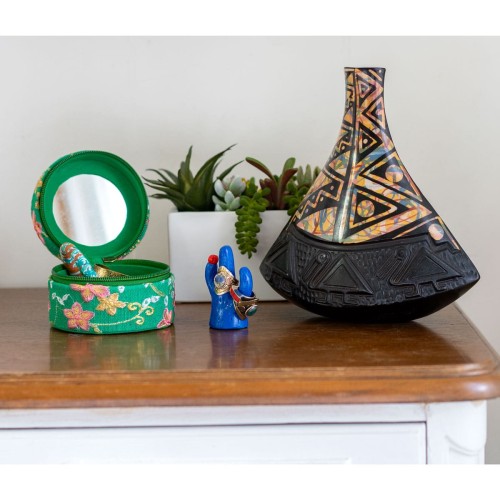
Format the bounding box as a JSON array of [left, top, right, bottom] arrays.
[[293, 67, 457, 248], [261, 67, 479, 321]]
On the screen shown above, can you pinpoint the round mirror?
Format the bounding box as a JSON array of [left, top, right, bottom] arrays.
[[53, 174, 127, 246]]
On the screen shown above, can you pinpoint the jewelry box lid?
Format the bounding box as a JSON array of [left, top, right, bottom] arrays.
[[31, 150, 149, 264]]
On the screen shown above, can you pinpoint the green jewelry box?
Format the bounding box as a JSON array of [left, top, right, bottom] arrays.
[[32, 151, 175, 334]]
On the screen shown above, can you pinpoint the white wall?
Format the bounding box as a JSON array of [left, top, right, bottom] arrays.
[[1, 37, 499, 463]]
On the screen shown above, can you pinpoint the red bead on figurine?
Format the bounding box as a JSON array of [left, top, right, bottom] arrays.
[[208, 254, 218, 265]]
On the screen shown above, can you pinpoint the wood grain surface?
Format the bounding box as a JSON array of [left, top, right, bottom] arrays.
[[0, 288, 499, 408]]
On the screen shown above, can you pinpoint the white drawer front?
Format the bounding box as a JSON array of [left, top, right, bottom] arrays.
[[0, 423, 425, 464]]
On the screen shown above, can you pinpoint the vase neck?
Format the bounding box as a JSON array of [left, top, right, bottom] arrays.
[[343, 67, 388, 134]]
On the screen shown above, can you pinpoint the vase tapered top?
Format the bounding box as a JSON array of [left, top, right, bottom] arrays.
[[292, 67, 456, 248]]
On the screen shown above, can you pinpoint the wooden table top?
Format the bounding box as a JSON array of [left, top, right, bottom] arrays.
[[0, 288, 499, 409]]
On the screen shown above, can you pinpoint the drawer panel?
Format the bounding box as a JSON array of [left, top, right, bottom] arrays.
[[0, 423, 426, 464]]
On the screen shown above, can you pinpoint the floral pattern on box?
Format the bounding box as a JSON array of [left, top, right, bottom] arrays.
[[49, 276, 175, 334]]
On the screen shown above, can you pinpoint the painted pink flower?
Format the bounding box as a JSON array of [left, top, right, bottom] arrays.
[[70, 283, 110, 302], [63, 302, 95, 331], [32, 211, 46, 245], [157, 308, 173, 329]]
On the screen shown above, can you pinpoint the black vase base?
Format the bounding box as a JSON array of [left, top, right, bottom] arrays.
[[260, 225, 480, 323]]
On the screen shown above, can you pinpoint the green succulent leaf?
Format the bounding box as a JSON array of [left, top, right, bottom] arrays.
[[214, 179, 225, 198], [228, 176, 246, 196], [224, 191, 235, 204], [212, 195, 224, 206], [303, 164, 312, 185], [143, 180, 178, 195], [282, 157, 296, 174], [194, 145, 235, 182], [143, 184, 182, 199], [228, 197, 241, 211], [162, 169, 180, 185], [186, 145, 236, 210], [217, 160, 242, 182], [283, 164, 321, 214], [143, 169, 177, 189], [235, 186, 270, 257], [178, 146, 194, 193]]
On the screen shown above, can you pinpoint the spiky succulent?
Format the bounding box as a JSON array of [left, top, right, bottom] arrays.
[[213, 176, 246, 211], [142, 145, 241, 211]]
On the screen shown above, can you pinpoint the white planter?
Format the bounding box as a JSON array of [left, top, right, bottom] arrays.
[[168, 210, 290, 302]]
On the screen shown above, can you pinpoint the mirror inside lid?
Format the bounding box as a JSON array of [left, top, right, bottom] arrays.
[[31, 151, 149, 263]]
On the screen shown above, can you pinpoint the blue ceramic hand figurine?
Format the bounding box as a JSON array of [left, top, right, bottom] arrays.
[[205, 245, 258, 330]]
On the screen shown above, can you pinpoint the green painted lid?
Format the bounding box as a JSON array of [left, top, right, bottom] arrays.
[[31, 151, 149, 263]]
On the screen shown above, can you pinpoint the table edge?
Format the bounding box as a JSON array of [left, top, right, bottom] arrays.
[[0, 365, 499, 409]]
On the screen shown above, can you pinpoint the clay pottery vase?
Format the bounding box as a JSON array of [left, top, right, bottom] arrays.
[[260, 67, 479, 322]]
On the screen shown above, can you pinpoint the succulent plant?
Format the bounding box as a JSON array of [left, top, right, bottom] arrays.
[[234, 157, 296, 258], [235, 179, 270, 258], [143, 144, 320, 259], [212, 176, 246, 211], [284, 164, 321, 215], [235, 159, 320, 258], [245, 157, 298, 209], [142, 145, 241, 211]]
